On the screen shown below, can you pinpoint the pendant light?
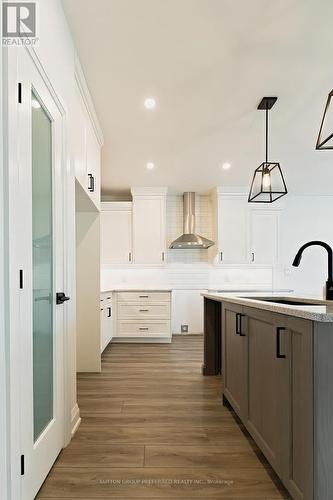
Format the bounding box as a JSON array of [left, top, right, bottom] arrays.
[[248, 97, 288, 203], [316, 90, 333, 149]]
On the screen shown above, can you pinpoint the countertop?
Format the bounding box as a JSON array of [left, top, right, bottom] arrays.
[[202, 292, 333, 323]]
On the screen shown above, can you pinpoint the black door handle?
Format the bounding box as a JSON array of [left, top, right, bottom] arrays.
[[276, 327, 286, 358], [56, 292, 70, 305]]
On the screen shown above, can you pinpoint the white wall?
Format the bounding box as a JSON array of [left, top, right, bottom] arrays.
[[76, 209, 101, 372], [274, 195, 333, 298]]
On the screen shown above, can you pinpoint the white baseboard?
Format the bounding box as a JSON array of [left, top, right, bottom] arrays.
[[71, 403, 81, 437]]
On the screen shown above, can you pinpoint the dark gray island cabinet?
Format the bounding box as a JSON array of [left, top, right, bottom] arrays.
[[203, 294, 333, 500]]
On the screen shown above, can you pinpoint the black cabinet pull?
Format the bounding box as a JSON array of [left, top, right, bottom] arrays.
[[107, 307, 111, 317], [235, 313, 240, 335], [276, 327, 286, 358], [88, 173, 95, 192], [239, 314, 246, 336]]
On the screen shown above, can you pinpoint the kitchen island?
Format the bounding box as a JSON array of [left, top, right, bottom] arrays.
[[202, 292, 333, 500]]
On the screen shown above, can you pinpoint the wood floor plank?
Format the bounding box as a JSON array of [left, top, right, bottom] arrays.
[[144, 444, 264, 468], [55, 444, 144, 468], [37, 335, 289, 499]]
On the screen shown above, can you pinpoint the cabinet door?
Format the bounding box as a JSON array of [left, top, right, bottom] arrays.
[[86, 120, 101, 208], [132, 197, 165, 264], [101, 305, 112, 352], [100, 307, 106, 352], [287, 317, 313, 500], [246, 308, 290, 482], [217, 196, 249, 264], [249, 210, 279, 265], [73, 92, 87, 189], [101, 209, 132, 265], [222, 303, 247, 419]]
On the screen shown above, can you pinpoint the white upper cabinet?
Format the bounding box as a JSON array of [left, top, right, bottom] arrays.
[[210, 188, 281, 266], [101, 202, 132, 265], [86, 119, 101, 208], [73, 89, 87, 188], [217, 195, 249, 264], [131, 188, 167, 265], [249, 210, 279, 265], [210, 189, 249, 265], [74, 57, 103, 210]]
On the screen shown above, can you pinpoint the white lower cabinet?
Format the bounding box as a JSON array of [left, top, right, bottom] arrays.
[[113, 291, 171, 342], [100, 292, 113, 352]]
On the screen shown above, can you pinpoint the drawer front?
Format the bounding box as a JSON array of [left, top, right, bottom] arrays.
[[117, 291, 171, 303], [117, 320, 171, 336], [118, 302, 170, 319]]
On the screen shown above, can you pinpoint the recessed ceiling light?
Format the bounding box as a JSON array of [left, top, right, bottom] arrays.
[[144, 97, 156, 109], [146, 162, 155, 170], [221, 162, 231, 170]]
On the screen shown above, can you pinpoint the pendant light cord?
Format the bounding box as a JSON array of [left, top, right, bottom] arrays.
[[265, 106, 269, 163]]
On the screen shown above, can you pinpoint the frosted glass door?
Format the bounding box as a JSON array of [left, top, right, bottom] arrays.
[[31, 91, 54, 441]]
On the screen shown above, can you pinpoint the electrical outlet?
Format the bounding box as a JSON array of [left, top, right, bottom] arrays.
[[181, 324, 188, 333]]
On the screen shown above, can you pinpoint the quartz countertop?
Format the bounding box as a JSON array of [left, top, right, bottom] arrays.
[[201, 292, 333, 323]]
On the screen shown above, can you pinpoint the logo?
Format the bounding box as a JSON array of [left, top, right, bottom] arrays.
[[2, 1, 39, 46]]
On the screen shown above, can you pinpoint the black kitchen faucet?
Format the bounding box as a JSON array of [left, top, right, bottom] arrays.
[[292, 241, 333, 300]]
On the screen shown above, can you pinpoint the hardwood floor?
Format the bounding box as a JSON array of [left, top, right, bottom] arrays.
[[37, 335, 289, 499]]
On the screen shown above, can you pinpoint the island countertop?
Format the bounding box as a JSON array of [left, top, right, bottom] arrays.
[[201, 292, 333, 323]]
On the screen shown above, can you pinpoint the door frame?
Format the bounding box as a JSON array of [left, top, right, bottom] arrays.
[[3, 44, 73, 499]]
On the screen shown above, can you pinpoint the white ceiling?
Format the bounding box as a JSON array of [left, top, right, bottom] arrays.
[[62, 0, 333, 196]]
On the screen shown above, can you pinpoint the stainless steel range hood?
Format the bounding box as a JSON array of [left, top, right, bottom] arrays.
[[169, 192, 214, 249]]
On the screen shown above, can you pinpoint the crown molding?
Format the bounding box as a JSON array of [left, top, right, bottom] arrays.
[[131, 187, 168, 196]]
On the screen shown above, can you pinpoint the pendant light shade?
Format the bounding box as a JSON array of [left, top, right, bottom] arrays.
[[248, 97, 287, 203], [316, 90, 333, 150]]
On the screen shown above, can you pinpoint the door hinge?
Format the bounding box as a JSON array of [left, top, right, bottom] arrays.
[[19, 269, 24, 289], [18, 82, 22, 103], [20, 455, 25, 476]]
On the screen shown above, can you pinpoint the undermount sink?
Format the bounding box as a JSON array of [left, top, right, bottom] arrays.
[[240, 297, 327, 306]]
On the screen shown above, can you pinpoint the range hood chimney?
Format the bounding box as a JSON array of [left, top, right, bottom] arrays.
[[169, 192, 214, 249]]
